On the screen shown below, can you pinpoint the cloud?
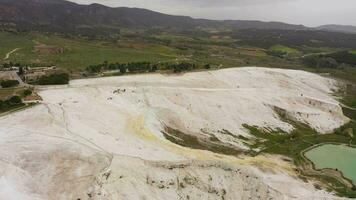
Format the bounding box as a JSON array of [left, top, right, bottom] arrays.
[[71, 0, 290, 7]]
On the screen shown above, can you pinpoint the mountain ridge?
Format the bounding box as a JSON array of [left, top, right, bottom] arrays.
[[0, 0, 309, 35], [317, 24, 356, 34], [1, 0, 355, 37]]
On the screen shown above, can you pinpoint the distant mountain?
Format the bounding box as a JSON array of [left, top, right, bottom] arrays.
[[317, 24, 356, 34], [0, 0, 308, 35]]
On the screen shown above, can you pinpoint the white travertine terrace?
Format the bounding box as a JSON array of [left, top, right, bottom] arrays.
[[0, 67, 349, 199]]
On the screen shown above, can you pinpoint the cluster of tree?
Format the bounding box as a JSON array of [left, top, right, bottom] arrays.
[[327, 51, 356, 65], [32, 73, 69, 85], [0, 62, 22, 68], [0, 80, 20, 88], [86, 61, 158, 74], [303, 55, 339, 68], [165, 62, 197, 73], [303, 51, 356, 69], [86, 61, 211, 75], [0, 96, 23, 111]]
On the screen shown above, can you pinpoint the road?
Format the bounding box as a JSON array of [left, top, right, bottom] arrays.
[[3, 48, 20, 60]]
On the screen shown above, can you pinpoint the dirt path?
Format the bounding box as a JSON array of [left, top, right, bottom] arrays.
[[3, 48, 20, 60]]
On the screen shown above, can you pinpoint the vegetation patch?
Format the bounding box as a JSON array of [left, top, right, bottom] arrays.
[[161, 126, 242, 156], [242, 106, 356, 197], [0, 80, 19, 88], [31, 73, 69, 85], [267, 45, 301, 58], [0, 95, 24, 113]]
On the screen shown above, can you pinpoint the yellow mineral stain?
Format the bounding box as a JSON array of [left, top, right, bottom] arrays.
[[127, 114, 297, 176]]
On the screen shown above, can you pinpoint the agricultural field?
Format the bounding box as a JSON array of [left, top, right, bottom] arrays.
[[1, 31, 303, 72], [0, 32, 180, 71], [1, 30, 355, 83]]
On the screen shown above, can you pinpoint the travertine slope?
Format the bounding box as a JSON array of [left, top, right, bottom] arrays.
[[0, 67, 348, 199]]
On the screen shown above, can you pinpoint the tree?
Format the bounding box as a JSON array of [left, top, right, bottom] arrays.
[[103, 61, 109, 69], [18, 66, 24, 76], [8, 96, 22, 105], [86, 65, 102, 73], [23, 89, 32, 96], [204, 64, 211, 69], [119, 65, 126, 74], [108, 63, 116, 70], [150, 65, 158, 72], [36, 73, 70, 85]]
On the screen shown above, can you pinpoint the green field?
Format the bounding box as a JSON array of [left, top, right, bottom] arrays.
[[0, 32, 180, 71], [3, 31, 350, 74], [0, 31, 301, 72], [269, 45, 302, 57]]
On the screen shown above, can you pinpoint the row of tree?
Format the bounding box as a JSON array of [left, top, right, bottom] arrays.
[[86, 61, 158, 73], [86, 61, 211, 74], [0, 62, 22, 68], [33, 73, 70, 85], [0, 80, 20, 88]]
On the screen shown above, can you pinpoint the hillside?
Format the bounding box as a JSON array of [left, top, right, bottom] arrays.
[[0, 0, 307, 35], [317, 24, 356, 34]]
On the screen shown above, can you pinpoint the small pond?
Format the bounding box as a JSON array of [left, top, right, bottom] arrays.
[[305, 144, 356, 184]]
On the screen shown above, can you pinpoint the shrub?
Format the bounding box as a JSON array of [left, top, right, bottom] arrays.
[[8, 96, 22, 105], [23, 89, 32, 96]]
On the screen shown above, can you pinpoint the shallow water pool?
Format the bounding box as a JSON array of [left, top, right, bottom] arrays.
[[305, 144, 356, 184]]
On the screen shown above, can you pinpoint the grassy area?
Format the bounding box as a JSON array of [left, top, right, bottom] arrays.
[[340, 84, 356, 109], [269, 45, 302, 57], [0, 87, 28, 99], [305, 67, 356, 85], [0, 32, 179, 71], [1, 31, 300, 72], [299, 46, 344, 55], [161, 126, 242, 156], [241, 96, 356, 198]]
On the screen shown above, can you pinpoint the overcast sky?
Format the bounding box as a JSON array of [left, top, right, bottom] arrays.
[[68, 0, 356, 27]]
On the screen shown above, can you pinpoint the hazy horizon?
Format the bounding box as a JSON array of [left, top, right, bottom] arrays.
[[68, 0, 356, 27]]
